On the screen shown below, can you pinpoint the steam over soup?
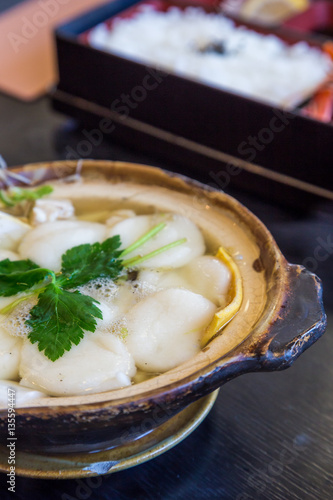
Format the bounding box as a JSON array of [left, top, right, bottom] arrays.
[[0, 176, 264, 406]]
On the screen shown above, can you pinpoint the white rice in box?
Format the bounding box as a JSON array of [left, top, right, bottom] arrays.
[[88, 5, 332, 108]]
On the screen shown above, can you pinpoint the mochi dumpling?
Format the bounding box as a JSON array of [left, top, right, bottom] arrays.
[[19, 301, 136, 396], [0, 380, 47, 409], [0, 211, 30, 251], [181, 255, 231, 306], [106, 213, 205, 268], [137, 268, 188, 291], [124, 288, 216, 372], [18, 220, 106, 271], [19, 334, 136, 397], [0, 324, 23, 380], [137, 255, 231, 306], [106, 209, 136, 228], [0, 250, 20, 261]]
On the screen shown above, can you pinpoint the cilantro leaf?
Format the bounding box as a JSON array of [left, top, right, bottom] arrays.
[[26, 284, 103, 361], [3, 222, 186, 362], [59, 236, 123, 289], [0, 258, 51, 297], [0, 185, 54, 207]]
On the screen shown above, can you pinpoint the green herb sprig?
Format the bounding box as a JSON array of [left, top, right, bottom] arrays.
[[0, 185, 54, 207], [0, 222, 186, 361]]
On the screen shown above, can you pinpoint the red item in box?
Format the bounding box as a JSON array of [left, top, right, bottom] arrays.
[[283, 1, 333, 38]]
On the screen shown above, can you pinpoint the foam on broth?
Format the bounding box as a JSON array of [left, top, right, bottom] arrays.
[[50, 179, 267, 353]]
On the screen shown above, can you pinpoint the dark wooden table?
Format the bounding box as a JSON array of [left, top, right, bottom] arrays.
[[0, 2, 332, 497]]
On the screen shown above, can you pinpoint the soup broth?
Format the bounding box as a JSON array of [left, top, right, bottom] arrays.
[[0, 175, 266, 407]]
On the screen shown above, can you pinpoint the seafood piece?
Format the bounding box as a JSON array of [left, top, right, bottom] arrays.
[[31, 198, 75, 225]]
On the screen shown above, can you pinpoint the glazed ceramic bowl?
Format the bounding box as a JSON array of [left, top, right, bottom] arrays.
[[0, 161, 326, 476]]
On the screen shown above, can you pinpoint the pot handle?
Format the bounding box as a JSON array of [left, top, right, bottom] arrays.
[[259, 265, 327, 371]]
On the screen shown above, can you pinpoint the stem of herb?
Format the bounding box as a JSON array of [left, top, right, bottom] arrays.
[[0, 190, 15, 207], [0, 270, 56, 315], [30, 268, 57, 285], [49, 271, 57, 284], [120, 222, 166, 257], [123, 238, 187, 268], [0, 291, 39, 315], [0, 185, 54, 208]]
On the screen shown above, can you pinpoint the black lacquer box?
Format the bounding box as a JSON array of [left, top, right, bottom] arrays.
[[51, 0, 333, 206]]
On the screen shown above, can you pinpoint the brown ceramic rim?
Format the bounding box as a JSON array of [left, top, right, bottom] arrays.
[[0, 160, 326, 453], [0, 390, 219, 479]]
